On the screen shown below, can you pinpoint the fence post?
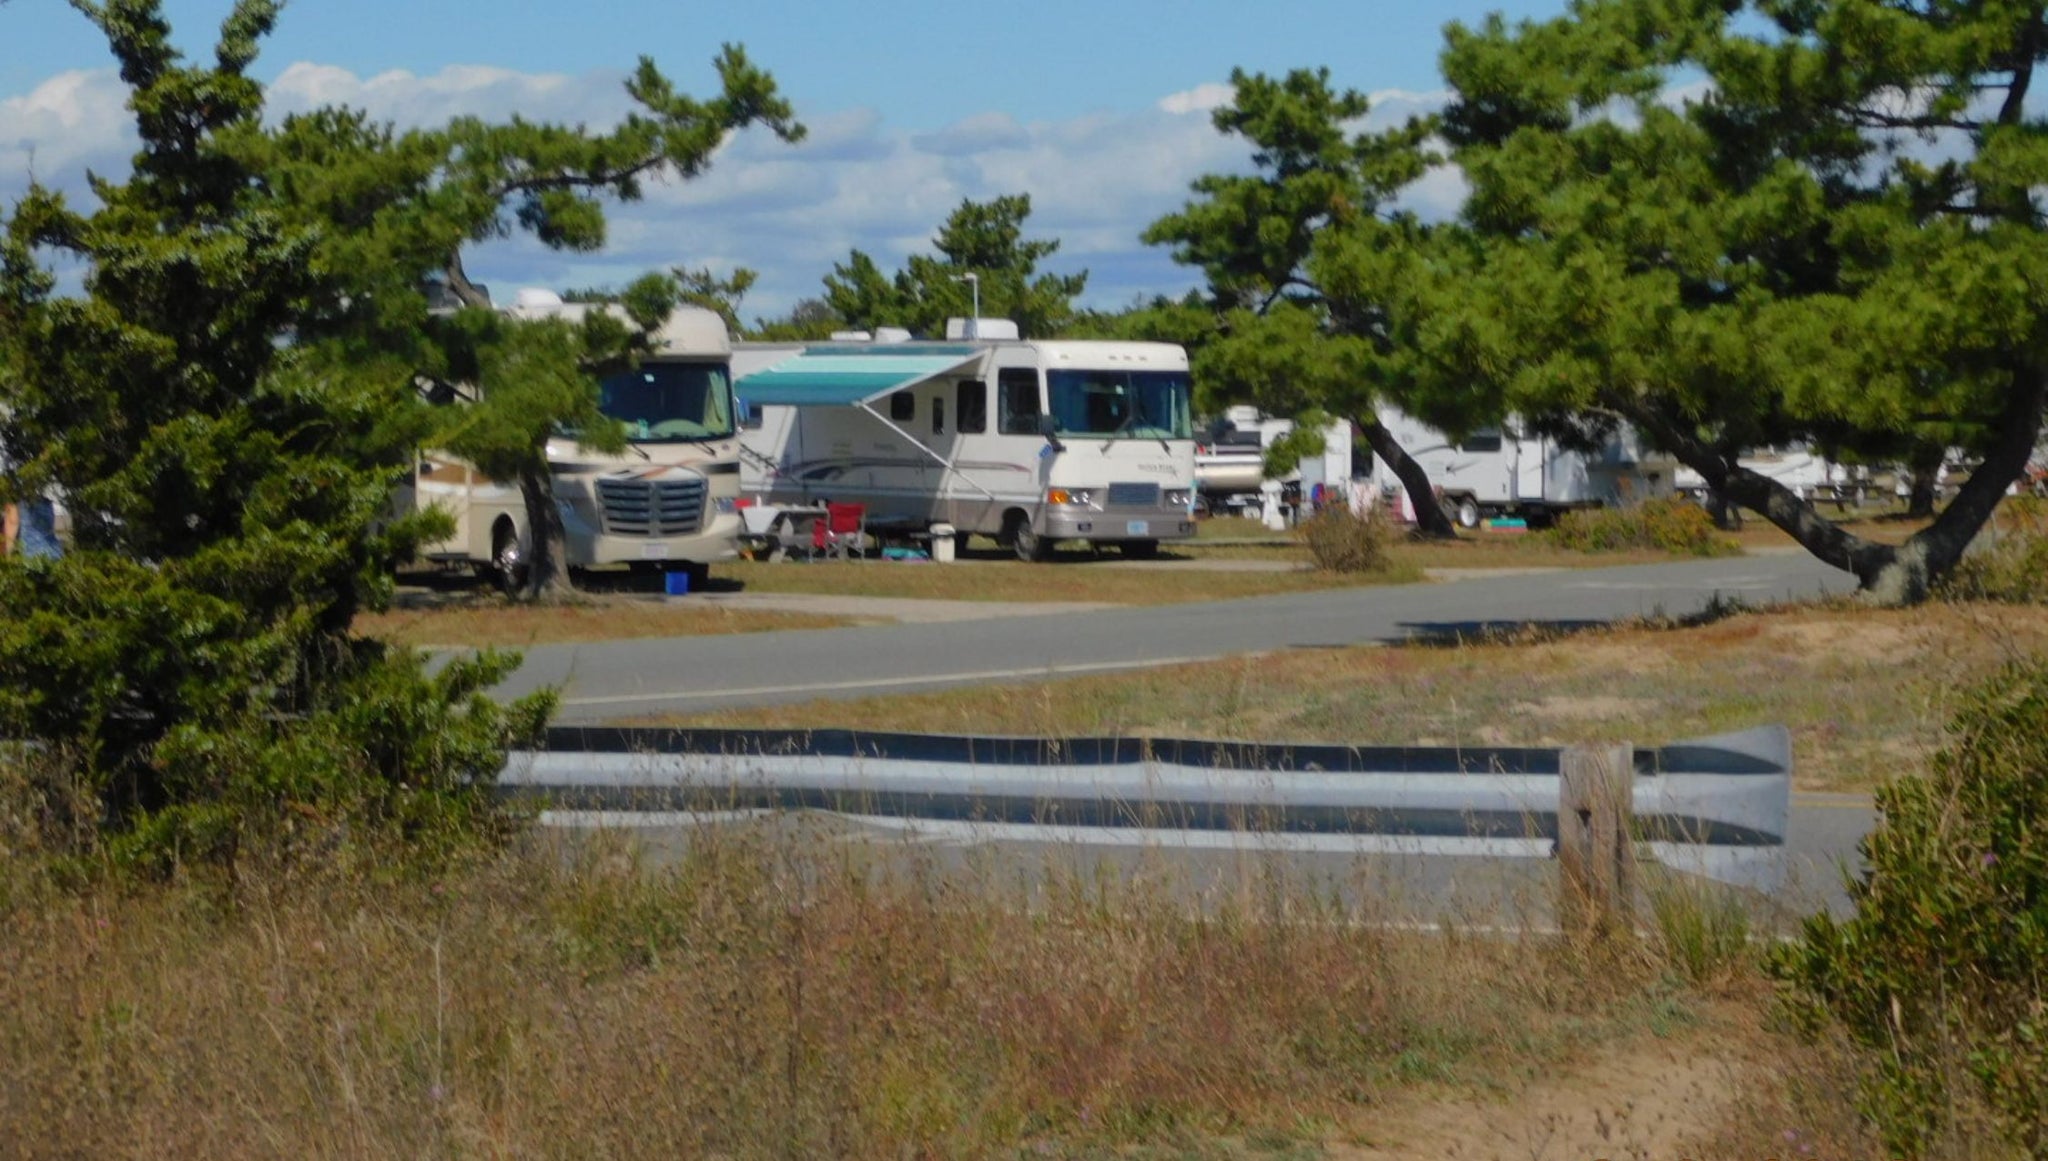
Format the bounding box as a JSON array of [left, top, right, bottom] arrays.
[[1558, 743, 1636, 933]]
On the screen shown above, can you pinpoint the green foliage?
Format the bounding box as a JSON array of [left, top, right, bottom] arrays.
[[1546, 497, 1738, 557], [822, 194, 1086, 338], [1773, 658, 2048, 1156], [1298, 503, 1392, 574], [1325, 0, 2048, 598], [1936, 498, 2048, 604], [0, 0, 554, 875]]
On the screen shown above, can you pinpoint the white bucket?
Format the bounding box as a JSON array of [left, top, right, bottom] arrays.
[[930, 523, 957, 563]]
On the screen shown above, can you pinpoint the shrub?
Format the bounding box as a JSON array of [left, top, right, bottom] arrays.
[[1300, 503, 1393, 573], [1937, 497, 2048, 604], [1548, 495, 1739, 556], [1771, 658, 2048, 1157]]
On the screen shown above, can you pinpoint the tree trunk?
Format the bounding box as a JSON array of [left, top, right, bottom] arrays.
[[517, 463, 574, 601], [1904, 444, 1945, 519], [1359, 414, 1458, 539], [1612, 366, 2047, 605]]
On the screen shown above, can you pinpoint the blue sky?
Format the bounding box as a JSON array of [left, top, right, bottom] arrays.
[[4, 0, 1569, 322]]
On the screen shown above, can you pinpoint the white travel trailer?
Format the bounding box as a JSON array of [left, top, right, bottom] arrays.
[[399, 289, 745, 583], [1673, 447, 1873, 508], [735, 320, 1198, 560], [1366, 406, 1677, 527]]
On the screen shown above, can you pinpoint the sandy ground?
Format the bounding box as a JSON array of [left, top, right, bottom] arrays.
[[1333, 1016, 1751, 1159]]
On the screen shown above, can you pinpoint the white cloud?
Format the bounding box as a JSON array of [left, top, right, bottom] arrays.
[[1, 60, 1468, 324], [1158, 83, 1235, 116], [0, 70, 136, 193]]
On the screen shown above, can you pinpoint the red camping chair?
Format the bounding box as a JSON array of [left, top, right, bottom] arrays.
[[810, 501, 868, 561]]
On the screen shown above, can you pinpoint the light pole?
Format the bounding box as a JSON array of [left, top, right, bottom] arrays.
[[956, 272, 979, 339]]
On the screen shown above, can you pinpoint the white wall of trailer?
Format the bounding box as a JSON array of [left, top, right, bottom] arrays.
[[1364, 406, 1676, 527]]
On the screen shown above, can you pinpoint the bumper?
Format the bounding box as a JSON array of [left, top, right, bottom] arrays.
[[567, 510, 744, 565], [1040, 507, 1197, 542]]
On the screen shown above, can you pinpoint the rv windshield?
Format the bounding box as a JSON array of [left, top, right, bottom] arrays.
[[1046, 370, 1192, 440], [585, 361, 735, 443]]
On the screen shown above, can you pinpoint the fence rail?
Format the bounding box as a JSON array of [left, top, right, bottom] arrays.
[[500, 724, 1792, 897]]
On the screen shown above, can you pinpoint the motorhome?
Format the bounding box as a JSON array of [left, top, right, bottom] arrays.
[[1365, 406, 1677, 527], [398, 289, 745, 583], [734, 320, 1198, 560], [1194, 405, 1354, 520]]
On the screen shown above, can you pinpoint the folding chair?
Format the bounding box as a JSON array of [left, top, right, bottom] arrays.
[[810, 501, 868, 561]]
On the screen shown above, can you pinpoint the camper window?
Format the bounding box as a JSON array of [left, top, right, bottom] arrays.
[[957, 380, 987, 433], [579, 361, 735, 443], [932, 396, 946, 434], [1046, 370, 1193, 440], [1460, 430, 1504, 453], [890, 391, 916, 421], [998, 369, 1041, 435]]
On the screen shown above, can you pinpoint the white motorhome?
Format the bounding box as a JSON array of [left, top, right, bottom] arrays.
[[399, 289, 745, 582], [735, 320, 1198, 560], [1194, 405, 1354, 519], [1366, 406, 1677, 527]]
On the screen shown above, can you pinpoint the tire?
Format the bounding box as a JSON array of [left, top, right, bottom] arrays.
[[489, 522, 526, 595], [1013, 520, 1053, 563], [1453, 496, 1482, 530], [1121, 539, 1159, 559]]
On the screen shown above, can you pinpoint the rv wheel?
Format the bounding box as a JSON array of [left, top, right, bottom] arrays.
[[1452, 496, 1482, 529], [489, 522, 527, 594], [1013, 521, 1054, 563]]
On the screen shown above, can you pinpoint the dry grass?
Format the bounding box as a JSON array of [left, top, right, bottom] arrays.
[[720, 553, 1422, 602], [643, 600, 2048, 792], [360, 592, 850, 647], [0, 824, 1697, 1159]]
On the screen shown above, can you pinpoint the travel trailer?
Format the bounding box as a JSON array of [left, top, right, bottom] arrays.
[[398, 289, 745, 583], [1194, 405, 1354, 519], [1673, 447, 1875, 508], [734, 320, 1198, 560], [1365, 406, 1677, 527]]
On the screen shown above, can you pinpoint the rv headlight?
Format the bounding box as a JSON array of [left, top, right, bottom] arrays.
[[1165, 489, 1193, 508], [1046, 488, 1093, 506], [714, 496, 738, 514]]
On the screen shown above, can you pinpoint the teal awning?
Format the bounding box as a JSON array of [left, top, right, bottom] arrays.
[[735, 347, 982, 407]]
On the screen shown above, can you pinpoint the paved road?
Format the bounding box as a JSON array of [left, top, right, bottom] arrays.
[[497, 551, 1872, 917], [497, 551, 1857, 721]]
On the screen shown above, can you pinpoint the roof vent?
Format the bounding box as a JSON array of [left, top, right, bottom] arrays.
[[945, 317, 1021, 341], [829, 329, 873, 342], [513, 287, 565, 308], [873, 326, 913, 343]]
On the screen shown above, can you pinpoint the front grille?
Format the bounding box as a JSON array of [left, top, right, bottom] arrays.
[[1107, 482, 1160, 507], [597, 475, 707, 536]]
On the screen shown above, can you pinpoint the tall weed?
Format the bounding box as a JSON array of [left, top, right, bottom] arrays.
[[1300, 504, 1394, 573], [1548, 496, 1739, 557]]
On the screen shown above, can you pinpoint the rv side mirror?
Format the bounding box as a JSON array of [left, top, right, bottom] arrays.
[[1037, 414, 1064, 452]]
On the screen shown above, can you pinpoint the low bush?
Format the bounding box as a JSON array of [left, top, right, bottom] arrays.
[[1547, 496, 1739, 557], [1300, 503, 1393, 573], [1937, 497, 2048, 604], [1772, 657, 2048, 1158]]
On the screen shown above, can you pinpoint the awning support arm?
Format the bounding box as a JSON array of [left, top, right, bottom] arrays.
[[855, 402, 1001, 503]]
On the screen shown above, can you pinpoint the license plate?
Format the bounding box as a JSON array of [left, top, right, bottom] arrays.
[[1126, 521, 1149, 535], [640, 542, 668, 559]]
